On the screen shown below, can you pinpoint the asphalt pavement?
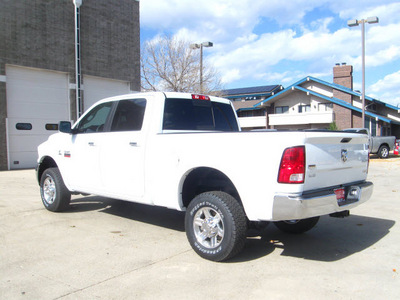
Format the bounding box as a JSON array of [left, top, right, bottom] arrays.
[[1, 155, 399, 299]]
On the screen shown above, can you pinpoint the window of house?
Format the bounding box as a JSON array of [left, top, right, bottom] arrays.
[[238, 110, 264, 118], [318, 103, 333, 111], [275, 106, 289, 114], [381, 126, 391, 136], [365, 117, 377, 136], [298, 105, 311, 113], [366, 103, 377, 112], [111, 99, 147, 132]]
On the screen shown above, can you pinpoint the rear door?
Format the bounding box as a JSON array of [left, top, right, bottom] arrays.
[[100, 98, 147, 201]]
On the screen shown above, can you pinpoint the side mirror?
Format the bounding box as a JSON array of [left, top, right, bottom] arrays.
[[59, 121, 72, 134]]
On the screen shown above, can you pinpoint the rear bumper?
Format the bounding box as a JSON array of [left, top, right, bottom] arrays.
[[272, 181, 373, 221]]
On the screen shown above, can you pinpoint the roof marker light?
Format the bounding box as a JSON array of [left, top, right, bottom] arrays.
[[192, 94, 210, 101]]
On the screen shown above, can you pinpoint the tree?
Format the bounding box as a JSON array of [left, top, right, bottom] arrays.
[[141, 35, 223, 94], [327, 122, 339, 131]]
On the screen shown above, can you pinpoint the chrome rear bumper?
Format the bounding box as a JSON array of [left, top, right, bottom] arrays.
[[272, 181, 373, 221]]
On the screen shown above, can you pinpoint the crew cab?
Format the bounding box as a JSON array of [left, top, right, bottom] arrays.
[[37, 92, 373, 261]]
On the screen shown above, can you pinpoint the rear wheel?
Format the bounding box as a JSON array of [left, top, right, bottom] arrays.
[[274, 216, 319, 234], [40, 167, 71, 212], [185, 191, 247, 262], [378, 145, 389, 159]]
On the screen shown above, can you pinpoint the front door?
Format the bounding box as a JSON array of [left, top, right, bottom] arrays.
[[66, 101, 113, 193]]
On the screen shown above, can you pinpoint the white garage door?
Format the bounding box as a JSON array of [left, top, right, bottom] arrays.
[[83, 76, 131, 112], [6, 65, 70, 169]]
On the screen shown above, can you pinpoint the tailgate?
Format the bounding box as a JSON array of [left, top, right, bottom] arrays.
[[303, 132, 369, 191]]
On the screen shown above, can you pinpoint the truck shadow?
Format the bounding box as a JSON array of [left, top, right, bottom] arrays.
[[68, 196, 394, 263], [232, 215, 395, 263], [69, 196, 186, 232]]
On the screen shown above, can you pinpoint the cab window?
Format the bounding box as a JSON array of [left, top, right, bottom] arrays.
[[163, 98, 239, 131], [75, 102, 113, 133], [111, 99, 147, 132]]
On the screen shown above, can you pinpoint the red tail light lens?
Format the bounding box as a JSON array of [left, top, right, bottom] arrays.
[[278, 146, 305, 184]]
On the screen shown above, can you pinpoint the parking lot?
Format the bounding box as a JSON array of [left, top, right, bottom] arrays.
[[1, 156, 399, 299]]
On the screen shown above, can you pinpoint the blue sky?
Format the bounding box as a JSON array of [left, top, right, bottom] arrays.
[[140, 0, 400, 107]]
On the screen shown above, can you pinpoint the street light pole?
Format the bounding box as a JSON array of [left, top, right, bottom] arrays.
[[190, 41, 213, 94], [200, 44, 204, 93], [347, 16, 379, 129]]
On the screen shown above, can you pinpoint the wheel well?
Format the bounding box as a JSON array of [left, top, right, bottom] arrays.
[[181, 167, 242, 209], [379, 143, 389, 149], [37, 156, 58, 183]]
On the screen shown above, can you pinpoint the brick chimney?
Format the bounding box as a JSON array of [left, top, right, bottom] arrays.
[[333, 63, 353, 104], [332, 63, 354, 129], [333, 63, 353, 90]]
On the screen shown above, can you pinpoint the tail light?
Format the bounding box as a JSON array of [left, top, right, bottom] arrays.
[[278, 146, 305, 184]]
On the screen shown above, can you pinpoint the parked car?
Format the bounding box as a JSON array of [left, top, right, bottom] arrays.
[[344, 128, 396, 158], [37, 92, 373, 261]]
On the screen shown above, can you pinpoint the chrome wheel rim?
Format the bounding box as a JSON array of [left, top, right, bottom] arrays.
[[193, 207, 224, 248], [381, 148, 389, 157], [42, 175, 56, 205]]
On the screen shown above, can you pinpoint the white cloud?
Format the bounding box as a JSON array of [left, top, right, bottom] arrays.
[[221, 68, 241, 84], [337, 1, 400, 24], [368, 71, 400, 106], [209, 23, 357, 84], [141, 0, 400, 103]]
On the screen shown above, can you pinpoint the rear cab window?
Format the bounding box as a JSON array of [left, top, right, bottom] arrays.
[[163, 97, 239, 132], [111, 98, 147, 132]]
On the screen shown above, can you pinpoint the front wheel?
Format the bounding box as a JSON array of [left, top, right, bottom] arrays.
[[274, 216, 320, 234], [40, 167, 71, 212], [378, 145, 389, 159], [185, 191, 247, 262]]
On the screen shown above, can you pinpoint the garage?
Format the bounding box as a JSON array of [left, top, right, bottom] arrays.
[[6, 65, 70, 170], [0, 0, 140, 171], [83, 75, 131, 112]]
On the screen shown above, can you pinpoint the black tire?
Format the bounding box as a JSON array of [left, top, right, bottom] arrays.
[[378, 145, 389, 159], [274, 216, 319, 234], [185, 191, 247, 262], [40, 167, 71, 212]]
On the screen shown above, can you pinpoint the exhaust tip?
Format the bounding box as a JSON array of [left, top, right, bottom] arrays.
[[329, 210, 350, 218]]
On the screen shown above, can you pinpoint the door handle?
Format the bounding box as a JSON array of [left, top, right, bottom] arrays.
[[88, 142, 95, 146], [129, 142, 138, 147]]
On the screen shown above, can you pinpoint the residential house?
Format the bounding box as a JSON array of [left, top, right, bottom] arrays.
[[222, 85, 283, 129], [230, 64, 400, 137]]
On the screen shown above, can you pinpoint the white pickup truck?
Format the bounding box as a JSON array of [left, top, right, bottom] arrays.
[[37, 92, 373, 261]]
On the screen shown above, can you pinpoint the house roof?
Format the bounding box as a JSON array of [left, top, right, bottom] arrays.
[[232, 99, 263, 112], [222, 85, 282, 98], [255, 76, 400, 125]]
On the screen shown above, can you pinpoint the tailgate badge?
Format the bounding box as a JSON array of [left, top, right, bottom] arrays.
[[341, 149, 348, 162]]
